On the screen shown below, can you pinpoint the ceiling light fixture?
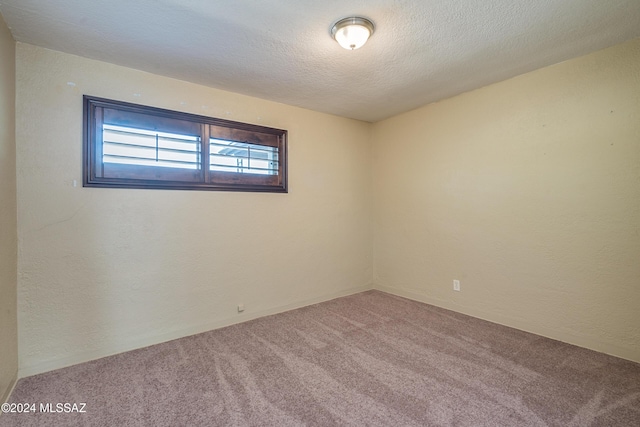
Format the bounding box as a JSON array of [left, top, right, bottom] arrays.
[[330, 17, 375, 50]]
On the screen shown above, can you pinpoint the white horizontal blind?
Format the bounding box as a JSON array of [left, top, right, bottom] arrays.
[[210, 139, 278, 175], [102, 124, 201, 170]]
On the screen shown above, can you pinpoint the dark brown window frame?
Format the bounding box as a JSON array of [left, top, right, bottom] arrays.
[[83, 95, 288, 193]]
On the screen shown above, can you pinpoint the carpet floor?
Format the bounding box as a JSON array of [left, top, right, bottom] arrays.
[[2, 290, 639, 426]]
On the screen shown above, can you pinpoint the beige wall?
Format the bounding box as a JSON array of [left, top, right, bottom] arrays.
[[16, 44, 372, 376], [372, 38, 640, 363], [12, 36, 640, 378], [0, 13, 18, 402]]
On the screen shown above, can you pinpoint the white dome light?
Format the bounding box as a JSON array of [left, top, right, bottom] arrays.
[[330, 17, 375, 50]]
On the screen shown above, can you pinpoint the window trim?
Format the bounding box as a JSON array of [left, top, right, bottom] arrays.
[[83, 95, 288, 193]]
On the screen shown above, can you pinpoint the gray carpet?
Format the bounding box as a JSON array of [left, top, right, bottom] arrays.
[[2, 290, 639, 426]]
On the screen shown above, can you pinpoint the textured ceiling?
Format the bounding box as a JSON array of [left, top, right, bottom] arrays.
[[1, 0, 639, 122]]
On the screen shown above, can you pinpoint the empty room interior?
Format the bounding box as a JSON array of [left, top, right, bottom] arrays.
[[0, 0, 639, 425]]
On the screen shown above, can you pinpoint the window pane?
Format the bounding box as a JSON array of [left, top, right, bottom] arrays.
[[210, 138, 278, 175], [103, 124, 201, 170]]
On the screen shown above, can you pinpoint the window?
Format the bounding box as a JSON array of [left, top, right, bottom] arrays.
[[83, 96, 287, 192]]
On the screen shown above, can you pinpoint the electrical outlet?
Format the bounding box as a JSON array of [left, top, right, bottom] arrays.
[[237, 304, 245, 313], [453, 280, 460, 291]]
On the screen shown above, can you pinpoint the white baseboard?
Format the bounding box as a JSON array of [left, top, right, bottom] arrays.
[[19, 284, 373, 378], [1, 371, 17, 405], [373, 283, 640, 364]]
